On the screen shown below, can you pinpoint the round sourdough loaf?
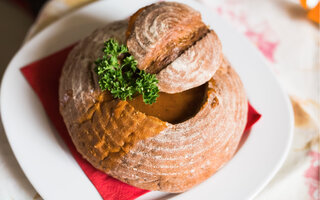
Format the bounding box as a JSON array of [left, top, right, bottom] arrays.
[[59, 2, 247, 193]]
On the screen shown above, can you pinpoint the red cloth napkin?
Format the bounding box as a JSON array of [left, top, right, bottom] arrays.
[[21, 45, 261, 200]]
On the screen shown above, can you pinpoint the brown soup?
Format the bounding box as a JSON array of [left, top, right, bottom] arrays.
[[128, 84, 206, 124]]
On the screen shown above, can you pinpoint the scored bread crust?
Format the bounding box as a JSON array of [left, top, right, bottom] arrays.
[[127, 1, 208, 74], [157, 30, 222, 93], [127, 1, 222, 93], [59, 20, 248, 192]]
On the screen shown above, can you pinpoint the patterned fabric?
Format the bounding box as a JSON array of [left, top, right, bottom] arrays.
[[19, 0, 320, 199]]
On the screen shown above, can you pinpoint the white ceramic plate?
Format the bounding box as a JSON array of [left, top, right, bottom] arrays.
[[1, 0, 294, 199]]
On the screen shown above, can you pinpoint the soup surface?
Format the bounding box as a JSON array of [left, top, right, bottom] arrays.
[[129, 84, 206, 124]]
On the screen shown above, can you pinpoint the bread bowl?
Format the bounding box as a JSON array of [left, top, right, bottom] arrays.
[[59, 2, 248, 193]]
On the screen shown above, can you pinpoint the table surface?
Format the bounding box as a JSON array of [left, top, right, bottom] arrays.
[[0, 0, 319, 200]]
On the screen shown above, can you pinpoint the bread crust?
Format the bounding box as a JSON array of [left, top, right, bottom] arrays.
[[157, 30, 222, 93], [59, 6, 247, 193], [126, 1, 208, 74], [127, 2, 222, 93]]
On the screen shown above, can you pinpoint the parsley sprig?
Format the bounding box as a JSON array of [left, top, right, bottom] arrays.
[[94, 39, 159, 104]]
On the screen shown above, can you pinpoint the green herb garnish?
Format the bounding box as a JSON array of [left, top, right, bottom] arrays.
[[94, 39, 159, 104]]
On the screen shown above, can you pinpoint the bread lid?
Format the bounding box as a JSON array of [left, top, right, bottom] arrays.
[[127, 1, 222, 93]]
